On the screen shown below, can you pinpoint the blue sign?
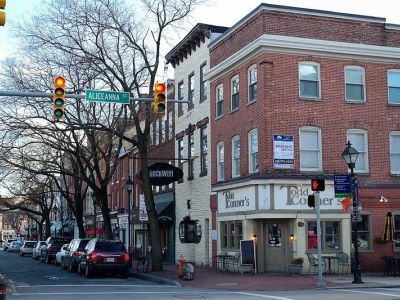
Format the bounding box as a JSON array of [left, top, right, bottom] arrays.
[[273, 135, 294, 169], [334, 174, 352, 198]]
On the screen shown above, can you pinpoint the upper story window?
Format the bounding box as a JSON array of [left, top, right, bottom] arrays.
[[188, 133, 194, 180], [178, 81, 184, 115], [248, 129, 258, 174], [168, 110, 173, 141], [388, 70, 400, 104], [149, 122, 153, 146], [200, 62, 207, 102], [299, 62, 320, 99], [299, 127, 322, 171], [216, 84, 224, 118], [232, 136, 240, 178], [161, 117, 166, 144], [178, 138, 184, 183], [217, 142, 224, 181], [231, 76, 240, 111], [188, 73, 194, 108], [347, 129, 369, 173], [248, 65, 257, 102], [390, 132, 400, 174], [155, 118, 160, 146], [200, 126, 208, 175], [345, 66, 365, 102]]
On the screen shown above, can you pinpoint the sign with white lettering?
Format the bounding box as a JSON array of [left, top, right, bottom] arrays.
[[139, 194, 148, 221], [334, 174, 352, 198], [85, 89, 130, 104], [142, 163, 184, 186], [218, 187, 256, 213], [273, 135, 294, 169], [274, 184, 344, 210]]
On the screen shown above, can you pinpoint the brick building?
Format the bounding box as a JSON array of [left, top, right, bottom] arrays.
[[206, 3, 400, 273]]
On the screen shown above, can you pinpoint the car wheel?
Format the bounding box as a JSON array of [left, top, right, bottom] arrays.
[[78, 263, 84, 275], [85, 264, 92, 278], [20, 253, 24, 256]]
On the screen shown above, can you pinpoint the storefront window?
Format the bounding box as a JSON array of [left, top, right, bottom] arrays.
[[394, 214, 400, 251], [307, 221, 341, 252], [352, 214, 371, 250], [268, 224, 282, 247], [221, 221, 242, 250]]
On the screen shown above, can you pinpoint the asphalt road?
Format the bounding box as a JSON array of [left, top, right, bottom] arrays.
[[1, 250, 400, 300]]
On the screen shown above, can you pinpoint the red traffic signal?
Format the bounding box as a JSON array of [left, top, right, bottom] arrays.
[[311, 179, 325, 191]]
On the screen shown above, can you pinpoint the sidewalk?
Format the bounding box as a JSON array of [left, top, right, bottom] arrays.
[[130, 264, 400, 291]]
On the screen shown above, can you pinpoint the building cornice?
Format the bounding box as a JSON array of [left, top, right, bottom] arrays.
[[206, 34, 400, 82]]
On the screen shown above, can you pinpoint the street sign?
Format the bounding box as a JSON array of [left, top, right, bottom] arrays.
[[334, 174, 352, 198], [85, 89, 130, 104]]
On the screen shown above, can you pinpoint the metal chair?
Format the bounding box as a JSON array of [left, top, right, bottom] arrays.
[[226, 252, 241, 273], [216, 251, 227, 272], [307, 253, 324, 275], [336, 252, 350, 274]]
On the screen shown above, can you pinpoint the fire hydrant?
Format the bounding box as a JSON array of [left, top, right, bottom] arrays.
[[177, 255, 186, 278]]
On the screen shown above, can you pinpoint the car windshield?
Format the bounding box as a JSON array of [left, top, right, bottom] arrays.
[[77, 240, 89, 251], [24, 242, 36, 247], [12, 242, 22, 246], [95, 242, 125, 252]]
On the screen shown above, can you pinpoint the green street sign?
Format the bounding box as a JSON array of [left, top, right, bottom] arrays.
[[85, 89, 130, 104]]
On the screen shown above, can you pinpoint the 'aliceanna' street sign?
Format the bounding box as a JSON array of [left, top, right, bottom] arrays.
[[85, 89, 130, 104]]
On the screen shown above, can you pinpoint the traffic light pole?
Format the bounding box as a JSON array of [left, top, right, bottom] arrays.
[[315, 192, 323, 288], [0, 90, 189, 104]]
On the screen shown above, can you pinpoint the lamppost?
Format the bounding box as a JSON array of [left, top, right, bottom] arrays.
[[342, 141, 363, 284], [91, 192, 97, 238], [125, 175, 133, 265]]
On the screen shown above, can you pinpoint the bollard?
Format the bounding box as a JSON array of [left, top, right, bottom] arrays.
[[0, 275, 7, 299]]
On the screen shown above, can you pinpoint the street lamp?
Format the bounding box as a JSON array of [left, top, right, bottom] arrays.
[[125, 175, 134, 265], [342, 141, 363, 284]]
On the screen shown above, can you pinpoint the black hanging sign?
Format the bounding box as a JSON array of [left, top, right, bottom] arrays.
[[179, 215, 202, 244], [141, 162, 184, 186]]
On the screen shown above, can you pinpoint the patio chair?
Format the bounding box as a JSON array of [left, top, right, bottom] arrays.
[[336, 252, 351, 274], [215, 251, 227, 272], [226, 252, 241, 273], [307, 253, 324, 275]]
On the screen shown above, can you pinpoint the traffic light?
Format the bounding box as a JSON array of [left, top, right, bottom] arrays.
[[311, 178, 325, 191], [308, 194, 316, 208], [0, 0, 6, 26], [53, 76, 66, 120], [153, 82, 166, 114]]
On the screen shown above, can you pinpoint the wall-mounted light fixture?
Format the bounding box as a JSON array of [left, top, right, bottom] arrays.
[[380, 196, 388, 203], [252, 234, 257, 240], [187, 199, 192, 209], [290, 234, 295, 241]]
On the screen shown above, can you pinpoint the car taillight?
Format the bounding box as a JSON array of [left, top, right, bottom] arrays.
[[124, 252, 129, 262], [90, 252, 97, 261], [74, 252, 81, 256]]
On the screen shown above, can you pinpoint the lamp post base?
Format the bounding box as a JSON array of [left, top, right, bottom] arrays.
[[352, 266, 364, 284]]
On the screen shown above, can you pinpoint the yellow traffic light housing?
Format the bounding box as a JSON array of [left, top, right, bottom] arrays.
[[153, 82, 166, 114], [0, 0, 6, 27], [53, 76, 66, 120]]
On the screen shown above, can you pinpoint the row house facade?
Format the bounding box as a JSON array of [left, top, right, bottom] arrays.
[[166, 24, 228, 265], [205, 4, 400, 273]]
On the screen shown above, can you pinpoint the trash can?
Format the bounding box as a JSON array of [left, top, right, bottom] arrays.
[[0, 275, 7, 299]]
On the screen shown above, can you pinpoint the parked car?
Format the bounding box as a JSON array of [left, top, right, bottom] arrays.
[[41, 237, 72, 264], [4, 239, 16, 251], [20, 241, 37, 256], [32, 241, 46, 260], [62, 239, 90, 272], [55, 244, 69, 266], [8, 241, 23, 253], [78, 239, 129, 278]]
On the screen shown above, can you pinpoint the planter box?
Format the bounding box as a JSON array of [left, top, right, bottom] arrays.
[[240, 264, 254, 275], [288, 264, 303, 274]]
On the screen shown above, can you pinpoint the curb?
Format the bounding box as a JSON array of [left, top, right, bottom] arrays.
[[326, 284, 400, 289], [130, 272, 181, 287]]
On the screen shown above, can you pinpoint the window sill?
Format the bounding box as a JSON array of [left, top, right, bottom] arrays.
[[200, 97, 207, 104], [388, 103, 400, 107], [215, 115, 224, 121], [345, 100, 366, 104], [246, 99, 257, 106], [230, 108, 239, 114], [299, 97, 322, 102], [199, 171, 208, 178]]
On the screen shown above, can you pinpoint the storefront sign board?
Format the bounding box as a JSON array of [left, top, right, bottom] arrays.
[[218, 186, 256, 213]]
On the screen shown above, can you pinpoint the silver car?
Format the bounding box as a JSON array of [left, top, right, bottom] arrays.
[[32, 241, 46, 260], [8, 241, 23, 253], [20, 241, 37, 256]]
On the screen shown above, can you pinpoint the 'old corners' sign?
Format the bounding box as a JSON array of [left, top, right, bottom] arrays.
[[218, 186, 256, 213]]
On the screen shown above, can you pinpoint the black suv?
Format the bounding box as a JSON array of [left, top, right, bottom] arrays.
[[62, 238, 90, 272], [41, 237, 72, 264]]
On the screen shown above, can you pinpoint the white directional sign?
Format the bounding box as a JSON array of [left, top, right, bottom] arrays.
[[85, 89, 130, 104]]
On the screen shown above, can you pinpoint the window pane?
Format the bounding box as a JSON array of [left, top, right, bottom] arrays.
[[249, 84, 257, 101], [300, 65, 318, 81], [300, 131, 318, 149], [301, 151, 319, 168], [391, 154, 400, 172], [348, 133, 365, 152], [300, 81, 318, 98], [346, 84, 364, 101], [389, 87, 400, 103], [307, 222, 318, 250], [355, 153, 365, 170], [388, 72, 400, 87], [346, 69, 363, 84]]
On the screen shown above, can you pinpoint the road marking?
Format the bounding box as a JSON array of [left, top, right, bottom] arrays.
[[13, 291, 240, 296], [16, 284, 175, 288], [237, 292, 295, 300], [337, 289, 400, 298]]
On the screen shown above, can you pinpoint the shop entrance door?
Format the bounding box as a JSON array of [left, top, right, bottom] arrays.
[[264, 222, 287, 272]]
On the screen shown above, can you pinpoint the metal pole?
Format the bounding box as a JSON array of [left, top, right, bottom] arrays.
[[315, 191, 323, 288], [351, 166, 363, 284], [128, 190, 132, 268], [94, 204, 97, 239]]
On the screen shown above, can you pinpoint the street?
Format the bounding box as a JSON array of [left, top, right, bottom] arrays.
[[0, 251, 400, 300]]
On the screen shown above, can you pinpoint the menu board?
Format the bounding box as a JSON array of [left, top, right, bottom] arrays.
[[240, 239, 255, 267]]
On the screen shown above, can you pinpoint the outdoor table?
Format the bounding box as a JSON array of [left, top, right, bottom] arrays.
[[216, 254, 234, 272], [381, 256, 400, 276], [322, 256, 339, 275]]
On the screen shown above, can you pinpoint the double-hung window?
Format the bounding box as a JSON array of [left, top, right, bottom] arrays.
[[231, 76, 239, 110], [217, 142, 224, 181], [161, 117, 166, 143], [200, 126, 208, 175], [388, 70, 400, 104], [390, 132, 400, 174], [352, 214, 372, 250], [221, 221, 243, 250], [307, 221, 341, 252], [188, 73, 194, 108], [347, 129, 369, 173], [299, 127, 322, 171], [155, 118, 160, 146], [188, 133, 194, 179], [345, 66, 365, 102], [168, 110, 173, 141], [216, 85, 224, 117], [177, 139, 184, 183], [178, 81, 184, 115], [232, 136, 240, 178], [299, 62, 320, 99], [248, 129, 258, 173], [200, 62, 207, 102], [248, 65, 257, 102]]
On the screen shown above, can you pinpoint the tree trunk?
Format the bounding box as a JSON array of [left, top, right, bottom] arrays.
[[75, 194, 86, 238], [38, 221, 44, 241], [45, 215, 51, 238], [98, 187, 113, 240]]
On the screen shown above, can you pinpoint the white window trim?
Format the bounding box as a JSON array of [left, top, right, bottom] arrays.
[[231, 136, 240, 178], [217, 142, 224, 181], [248, 64, 257, 103], [387, 69, 400, 104], [231, 75, 240, 111], [299, 126, 322, 172], [390, 131, 400, 175], [298, 62, 321, 100], [345, 66, 366, 102], [248, 128, 258, 174], [216, 84, 224, 118], [347, 129, 369, 173]]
